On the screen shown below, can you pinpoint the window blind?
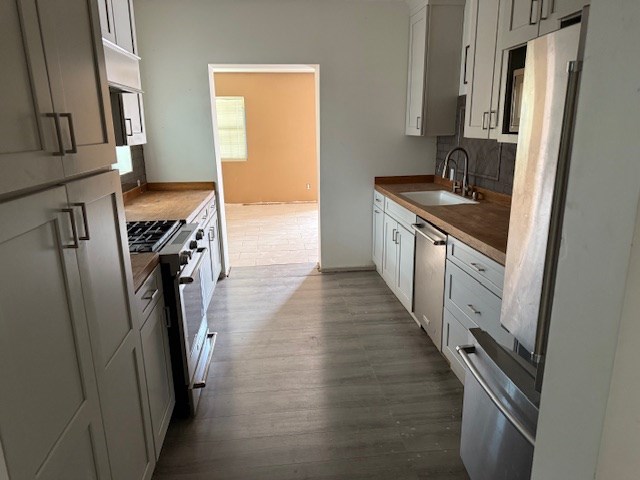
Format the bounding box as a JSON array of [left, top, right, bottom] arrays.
[[215, 96, 247, 161]]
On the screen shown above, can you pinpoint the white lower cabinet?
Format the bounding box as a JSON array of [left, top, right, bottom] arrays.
[[372, 204, 384, 272], [66, 171, 155, 480], [442, 237, 512, 382], [0, 170, 158, 480], [138, 274, 174, 460], [381, 205, 416, 313], [0, 186, 111, 479]]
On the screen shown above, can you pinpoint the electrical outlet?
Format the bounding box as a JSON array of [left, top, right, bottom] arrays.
[[306, 183, 311, 190]]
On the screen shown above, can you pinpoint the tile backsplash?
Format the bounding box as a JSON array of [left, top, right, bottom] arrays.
[[436, 96, 516, 195], [120, 145, 147, 193]]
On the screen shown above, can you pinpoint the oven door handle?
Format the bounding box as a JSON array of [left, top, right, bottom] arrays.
[[179, 247, 208, 284]]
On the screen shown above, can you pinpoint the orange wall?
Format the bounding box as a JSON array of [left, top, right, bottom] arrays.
[[215, 72, 317, 204]]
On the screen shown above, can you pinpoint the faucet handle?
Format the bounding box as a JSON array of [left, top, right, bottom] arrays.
[[452, 181, 462, 194]]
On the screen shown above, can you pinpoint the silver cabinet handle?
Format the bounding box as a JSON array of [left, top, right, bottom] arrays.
[[411, 223, 446, 246], [46, 113, 65, 156], [392, 228, 397, 243], [529, 0, 539, 24], [482, 112, 489, 130], [540, 0, 550, 19], [164, 306, 171, 328], [375, 197, 382, 203], [490, 110, 498, 129], [60, 113, 77, 154], [61, 208, 79, 249], [125, 118, 133, 137], [470, 262, 486, 272], [467, 304, 481, 315], [456, 345, 536, 446], [193, 332, 217, 389], [416, 116, 421, 131], [374, 209, 381, 214], [73, 202, 90, 241], [142, 288, 159, 301]]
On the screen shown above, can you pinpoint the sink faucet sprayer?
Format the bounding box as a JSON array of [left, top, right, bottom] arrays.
[[442, 146, 471, 197]]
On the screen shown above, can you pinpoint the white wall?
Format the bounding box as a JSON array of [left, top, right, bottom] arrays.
[[134, 0, 437, 269], [531, 1, 640, 478], [595, 195, 640, 479]]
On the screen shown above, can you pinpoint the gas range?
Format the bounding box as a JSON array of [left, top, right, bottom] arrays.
[[126, 220, 182, 253]]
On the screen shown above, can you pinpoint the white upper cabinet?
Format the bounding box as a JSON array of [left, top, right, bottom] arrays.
[[538, 0, 587, 35], [0, 0, 114, 198], [463, 0, 501, 139], [405, 0, 465, 136], [98, 0, 138, 54], [499, 0, 541, 49], [38, 0, 116, 177]]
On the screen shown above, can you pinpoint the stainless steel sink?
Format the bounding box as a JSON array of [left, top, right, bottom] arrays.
[[401, 190, 478, 206]]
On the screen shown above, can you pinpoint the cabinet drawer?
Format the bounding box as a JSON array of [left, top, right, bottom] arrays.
[[373, 190, 385, 210], [135, 265, 162, 321], [445, 260, 513, 350], [443, 308, 473, 382], [447, 236, 504, 297], [384, 197, 417, 230]]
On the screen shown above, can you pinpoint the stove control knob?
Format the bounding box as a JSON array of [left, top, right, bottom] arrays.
[[189, 240, 199, 250], [179, 250, 192, 265], [195, 229, 205, 240]]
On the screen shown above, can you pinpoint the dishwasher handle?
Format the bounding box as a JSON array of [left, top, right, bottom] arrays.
[[456, 344, 536, 447], [412, 223, 446, 246]]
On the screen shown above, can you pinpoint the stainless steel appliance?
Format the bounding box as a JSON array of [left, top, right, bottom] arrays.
[[160, 223, 217, 417], [457, 330, 539, 480], [458, 13, 589, 480], [126, 220, 182, 252], [412, 219, 447, 349]]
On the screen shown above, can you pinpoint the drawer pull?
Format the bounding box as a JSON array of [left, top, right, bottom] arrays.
[[470, 262, 486, 272], [142, 288, 159, 302], [375, 197, 382, 203], [467, 304, 481, 315]]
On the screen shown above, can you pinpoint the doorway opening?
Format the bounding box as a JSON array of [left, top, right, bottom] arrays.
[[208, 65, 320, 270]]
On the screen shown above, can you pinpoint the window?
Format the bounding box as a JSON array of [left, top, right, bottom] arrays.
[[215, 96, 248, 161], [113, 146, 133, 175]]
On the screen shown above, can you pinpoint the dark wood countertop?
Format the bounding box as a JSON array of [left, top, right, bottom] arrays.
[[124, 189, 216, 223], [130, 252, 159, 293], [375, 177, 511, 265]]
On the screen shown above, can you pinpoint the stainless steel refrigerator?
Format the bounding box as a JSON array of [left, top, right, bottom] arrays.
[[457, 14, 588, 480]]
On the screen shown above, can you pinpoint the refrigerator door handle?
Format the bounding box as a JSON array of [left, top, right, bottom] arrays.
[[456, 345, 536, 447]]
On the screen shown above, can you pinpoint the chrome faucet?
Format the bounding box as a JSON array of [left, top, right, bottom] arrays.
[[442, 146, 471, 197]]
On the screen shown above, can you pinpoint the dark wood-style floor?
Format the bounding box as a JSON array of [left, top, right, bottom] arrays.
[[153, 263, 469, 480]]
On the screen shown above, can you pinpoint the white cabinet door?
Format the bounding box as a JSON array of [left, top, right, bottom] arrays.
[[122, 93, 147, 146], [38, 0, 115, 178], [538, 0, 586, 35], [66, 171, 155, 480], [395, 223, 415, 312], [464, 0, 501, 139], [97, 0, 116, 43], [499, 0, 542, 49], [0, 186, 111, 479], [382, 213, 398, 287], [112, 0, 138, 54], [372, 205, 384, 272], [405, 6, 427, 136], [0, 0, 64, 196], [140, 299, 175, 460]]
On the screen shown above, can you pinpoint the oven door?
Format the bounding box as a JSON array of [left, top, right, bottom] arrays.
[[178, 247, 209, 382]]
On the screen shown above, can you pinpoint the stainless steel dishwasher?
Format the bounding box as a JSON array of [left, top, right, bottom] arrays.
[[412, 218, 447, 350]]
